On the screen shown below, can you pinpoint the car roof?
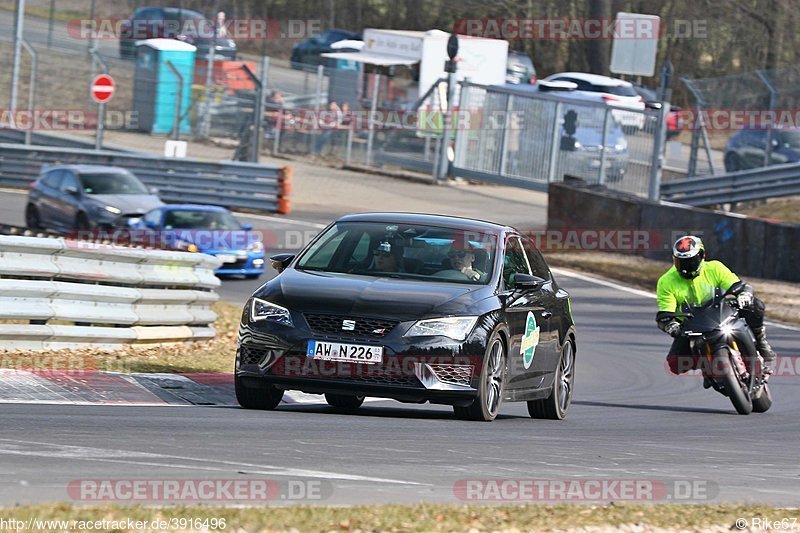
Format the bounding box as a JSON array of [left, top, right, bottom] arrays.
[[41, 164, 132, 174], [159, 204, 231, 213], [547, 72, 632, 87], [336, 213, 513, 234]]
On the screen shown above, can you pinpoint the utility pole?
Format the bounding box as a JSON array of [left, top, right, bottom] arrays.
[[10, 0, 26, 113], [437, 33, 459, 182]]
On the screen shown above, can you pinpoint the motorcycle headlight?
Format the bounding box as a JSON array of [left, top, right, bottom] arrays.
[[250, 298, 293, 327], [247, 240, 264, 253], [404, 316, 478, 341]]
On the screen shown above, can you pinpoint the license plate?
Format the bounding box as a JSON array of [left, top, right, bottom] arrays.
[[216, 254, 237, 263], [307, 341, 383, 364]]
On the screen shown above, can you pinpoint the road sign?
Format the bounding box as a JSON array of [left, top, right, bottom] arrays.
[[610, 12, 660, 77], [90, 74, 115, 104]]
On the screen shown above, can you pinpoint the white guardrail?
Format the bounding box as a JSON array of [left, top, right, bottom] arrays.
[[0, 235, 222, 350]]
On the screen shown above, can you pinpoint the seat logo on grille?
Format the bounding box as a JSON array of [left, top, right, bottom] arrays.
[[341, 320, 356, 331]]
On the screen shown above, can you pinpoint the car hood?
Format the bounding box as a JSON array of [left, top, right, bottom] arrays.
[[259, 268, 493, 321], [88, 194, 164, 215]]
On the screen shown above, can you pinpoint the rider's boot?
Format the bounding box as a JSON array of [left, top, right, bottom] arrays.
[[754, 326, 776, 375]]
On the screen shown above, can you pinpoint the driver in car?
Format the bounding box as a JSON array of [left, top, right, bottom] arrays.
[[440, 240, 484, 282], [656, 235, 777, 377], [371, 240, 404, 273]]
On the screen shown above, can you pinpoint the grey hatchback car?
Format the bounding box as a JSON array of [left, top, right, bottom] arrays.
[[26, 165, 164, 231]]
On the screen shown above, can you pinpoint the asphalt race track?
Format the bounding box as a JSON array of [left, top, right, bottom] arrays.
[[0, 190, 799, 506]]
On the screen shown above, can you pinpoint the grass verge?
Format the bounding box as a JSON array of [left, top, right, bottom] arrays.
[[2, 503, 797, 532], [737, 197, 800, 224], [546, 251, 800, 324]]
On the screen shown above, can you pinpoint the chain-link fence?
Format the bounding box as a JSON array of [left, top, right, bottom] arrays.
[[682, 63, 800, 176]]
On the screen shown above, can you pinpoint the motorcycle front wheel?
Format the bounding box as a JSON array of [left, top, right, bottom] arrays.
[[714, 347, 753, 415]]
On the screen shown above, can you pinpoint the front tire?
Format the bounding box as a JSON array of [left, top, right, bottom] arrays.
[[325, 393, 365, 409], [453, 333, 506, 422], [528, 338, 575, 420], [26, 204, 42, 229], [235, 375, 284, 410], [715, 348, 753, 415]]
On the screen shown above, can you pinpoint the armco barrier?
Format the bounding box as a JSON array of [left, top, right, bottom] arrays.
[[0, 234, 222, 350], [0, 143, 292, 214], [548, 181, 800, 283], [659, 161, 800, 206]]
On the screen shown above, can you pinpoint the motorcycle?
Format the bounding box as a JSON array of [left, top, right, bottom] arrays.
[[672, 285, 772, 415]]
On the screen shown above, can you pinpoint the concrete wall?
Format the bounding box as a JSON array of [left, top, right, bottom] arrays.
[[548, 181, 800, 282]]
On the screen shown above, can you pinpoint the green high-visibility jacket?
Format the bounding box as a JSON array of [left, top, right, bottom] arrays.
[[656, 260, 740, 313]]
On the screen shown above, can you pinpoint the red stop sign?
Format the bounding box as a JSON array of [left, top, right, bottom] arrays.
[[90, 74, 115, 104]]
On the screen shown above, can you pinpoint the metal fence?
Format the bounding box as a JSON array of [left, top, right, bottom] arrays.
[[0, 234, 221, 350], [453, 82, 667, 198], [0, 143, 292, 213], [682, 63, 800, 176]]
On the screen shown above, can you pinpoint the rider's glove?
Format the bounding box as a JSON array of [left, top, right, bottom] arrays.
[[665, 321, 682, 338], [737, 291, 753, 308]]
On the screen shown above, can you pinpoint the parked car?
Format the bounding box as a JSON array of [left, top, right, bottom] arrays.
[[235, 213, 577, 421], [724, 128, 800, 171], [26, 165, 163, 232], [119, 7, 237, 60], [506, 50, 537, 85], [633, 85, 685, 139], [290, 29, 362, 69], [129, 205, 265, 278], [544, 72, 646, 131]]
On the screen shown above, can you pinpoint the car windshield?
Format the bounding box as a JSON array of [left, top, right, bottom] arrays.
[[79, 172, 149, 195], [162, 210, 242, 230], [599, 84, 639, 97], [777, 130, 800, 148], [297, 222, 498, 285]]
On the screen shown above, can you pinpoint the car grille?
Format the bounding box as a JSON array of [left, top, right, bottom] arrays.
[[304, 314, 398, 338], [270, 354, 420, 387], [238, 345, 284, 368], [429, 364, 474, 387]]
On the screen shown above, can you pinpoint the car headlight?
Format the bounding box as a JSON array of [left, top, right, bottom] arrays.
[[404, 316, 478, 341], [174, 239, 199, 253], [91, 205, 121, 216], [250, 298, 293, 327], [247, 240, 264, 253]]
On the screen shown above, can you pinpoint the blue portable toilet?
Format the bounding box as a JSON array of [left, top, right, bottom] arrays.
[[133, 38, 196, 135]]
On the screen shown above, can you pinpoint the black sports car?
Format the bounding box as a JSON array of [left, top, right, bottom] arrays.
[[235, 213, 577, 421]]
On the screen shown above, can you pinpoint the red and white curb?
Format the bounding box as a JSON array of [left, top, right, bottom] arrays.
[[0, 370, 388, 406]]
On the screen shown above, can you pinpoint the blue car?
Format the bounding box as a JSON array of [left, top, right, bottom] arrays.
[[130, 205, 265, 278]]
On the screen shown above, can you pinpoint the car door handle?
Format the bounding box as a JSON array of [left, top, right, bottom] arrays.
[[541, 311, 553, 319]]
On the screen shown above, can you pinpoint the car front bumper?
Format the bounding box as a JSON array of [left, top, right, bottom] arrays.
[[235, 319, 489, 405]]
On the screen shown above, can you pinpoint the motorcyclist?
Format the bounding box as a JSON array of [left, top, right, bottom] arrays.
[[656, 235, 777, 377]]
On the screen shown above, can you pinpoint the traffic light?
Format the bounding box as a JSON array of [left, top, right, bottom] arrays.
[[563, 110, 578, 136]]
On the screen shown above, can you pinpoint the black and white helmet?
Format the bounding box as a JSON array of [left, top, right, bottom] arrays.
[[672, 235, 705, 279]]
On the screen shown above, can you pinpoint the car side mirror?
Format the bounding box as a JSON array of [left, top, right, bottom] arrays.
[[241, 223, 253, 231], [148, 186, 160, 195], [145, 220, 159, 229], [514, 273, 547, 291], [269, 253, 295, 273], [64, 186, 80, 196]]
